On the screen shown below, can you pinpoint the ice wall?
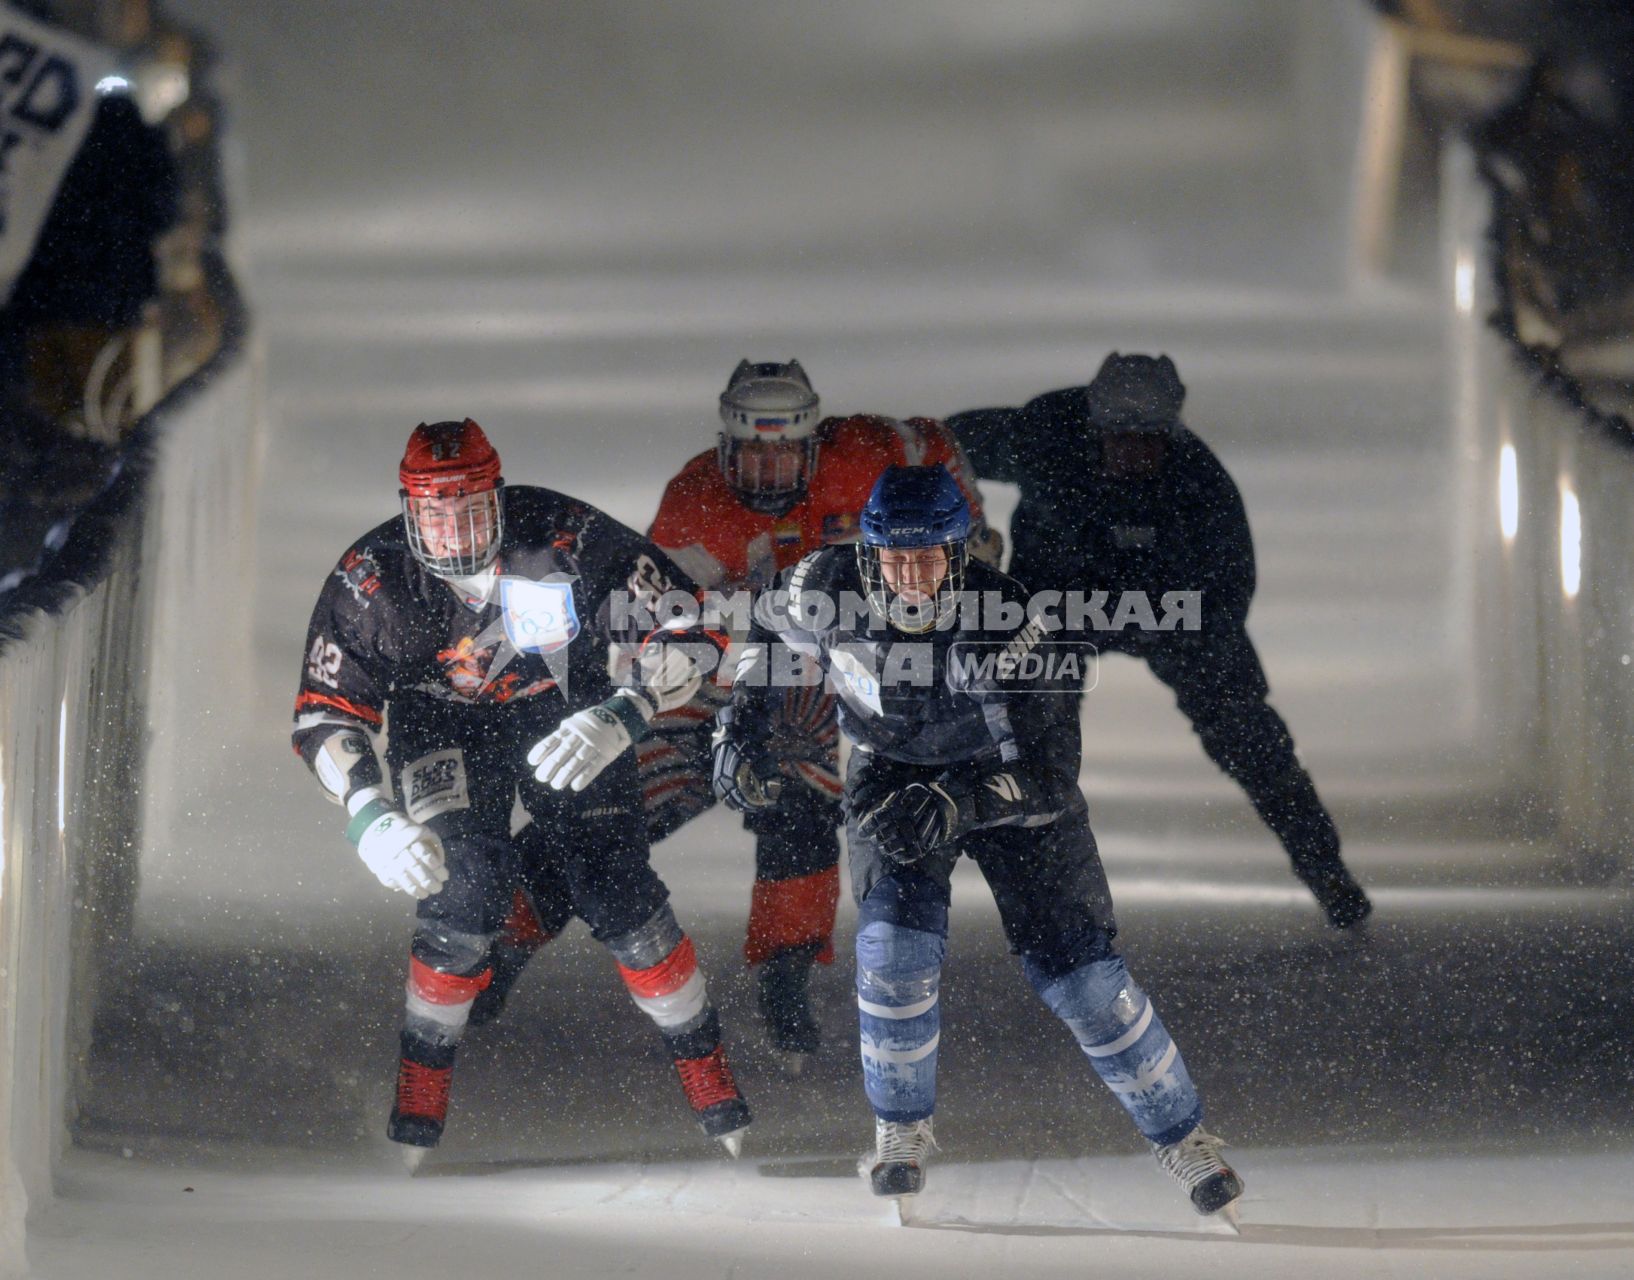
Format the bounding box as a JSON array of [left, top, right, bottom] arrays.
[[0, 350, 257, 1278], [1451, 124, 1634, 872]]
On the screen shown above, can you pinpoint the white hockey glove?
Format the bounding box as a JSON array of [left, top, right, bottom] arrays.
[[346, 795, 448, 899], [529, 694, 651, 793]]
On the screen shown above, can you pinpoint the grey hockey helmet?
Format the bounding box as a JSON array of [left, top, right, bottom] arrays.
[[717, 359, 821, 514]]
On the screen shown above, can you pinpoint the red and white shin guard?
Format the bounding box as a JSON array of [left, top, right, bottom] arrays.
[[616, 933, 753, 1153], [390, 957, 491, 1163]]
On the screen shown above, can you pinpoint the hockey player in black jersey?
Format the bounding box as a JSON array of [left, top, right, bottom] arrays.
[[292, 418, 751, 1164], [948, 353, 1371, 930], [713, 464, 1243, 1221]]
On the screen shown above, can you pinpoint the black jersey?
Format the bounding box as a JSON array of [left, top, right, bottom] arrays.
[[949, 387, 1256, 629], [292, 485, 700, 781], [734, 546, 1084, 822]]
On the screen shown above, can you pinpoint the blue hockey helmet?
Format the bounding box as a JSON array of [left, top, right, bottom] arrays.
[[857, 465, 970, 632], [860, 464, 971, 547]]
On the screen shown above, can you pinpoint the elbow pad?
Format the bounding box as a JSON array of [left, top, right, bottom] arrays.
[[634, 633, 711, 713], [307, 727, 383, 806]]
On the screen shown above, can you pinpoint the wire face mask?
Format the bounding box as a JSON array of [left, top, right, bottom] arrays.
[[858, 541, 965, 633], [402, 487, 504, 577], [857, 465, 972, 634], [720, 436, 818, 513], [717, 359, 821, 515], [399, 418, 506, 577]]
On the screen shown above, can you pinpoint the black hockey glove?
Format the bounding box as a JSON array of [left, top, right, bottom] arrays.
[[857, 781, 970, 865], [952, 764, 1038, 828], [711, 722, 784, 813]]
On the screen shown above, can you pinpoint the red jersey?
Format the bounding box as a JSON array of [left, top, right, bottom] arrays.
[[649, 414, 989, 591]]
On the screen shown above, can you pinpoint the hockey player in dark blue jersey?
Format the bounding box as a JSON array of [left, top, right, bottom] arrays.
[[713, 464, 1244, 1222]]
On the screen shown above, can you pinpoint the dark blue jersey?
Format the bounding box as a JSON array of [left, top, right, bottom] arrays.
[[733, 545, 1085, 825]]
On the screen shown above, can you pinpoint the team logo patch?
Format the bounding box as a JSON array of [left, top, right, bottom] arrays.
[[828, 647, 882, 716], [500, 578, 580, 654], [821, 513, 859, 544], [334, 550, 383, 607], [404, 748, 469, 822], [984, 773, 1022, 803], [774, 520, 803, 548]]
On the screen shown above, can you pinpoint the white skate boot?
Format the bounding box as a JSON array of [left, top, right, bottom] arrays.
[[859, 1116, 938, 1214], [1152, 1126, 1244, 1228]]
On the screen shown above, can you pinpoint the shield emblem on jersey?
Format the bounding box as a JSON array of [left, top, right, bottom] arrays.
[[501, 578, 580, 654], [828, 646, 883, 716]]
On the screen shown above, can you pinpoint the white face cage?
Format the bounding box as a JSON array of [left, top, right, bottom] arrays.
[[718, 436, 819, 514], [401, 487, 504, 577], [857, 540, 968, 634]]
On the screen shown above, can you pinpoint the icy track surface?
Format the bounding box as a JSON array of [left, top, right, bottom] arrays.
[[35, 1146, 1634, 1280], [33, 2, 1634, 1277]]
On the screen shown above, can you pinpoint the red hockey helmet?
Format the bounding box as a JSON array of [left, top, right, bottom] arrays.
[[398, 419, 504, 576]]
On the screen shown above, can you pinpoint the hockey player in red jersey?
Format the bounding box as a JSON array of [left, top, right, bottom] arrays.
[[292, 418, 751, 1165], [639, 362, 999, 1067], [473, 362, 999, 1071]]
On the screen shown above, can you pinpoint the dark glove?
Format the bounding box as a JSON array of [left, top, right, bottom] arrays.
[[711, 724, 784, 812], [856, 781, 967, 865], [956, 764, 1038, 827]]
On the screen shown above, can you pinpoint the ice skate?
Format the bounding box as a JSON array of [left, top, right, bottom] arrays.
[[388, 1056, 452, 1170], [674, 1045, 752, 1156], [859, 1116, 937, 1212], [1299, 863, 1372, 931], [1152, 1125, 1243, 1225]]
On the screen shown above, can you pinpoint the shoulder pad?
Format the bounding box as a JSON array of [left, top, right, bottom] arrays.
[[666, 449, 727, 492], [784, 548, 824, 603], [785, 544, 852, 602], [652, 452, 753, 542], [809, 422, 900, 511]]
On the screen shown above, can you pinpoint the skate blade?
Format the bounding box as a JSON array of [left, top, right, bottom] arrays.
[[399, 1144, 430, 1174], [892, 1194, 918, 1227], [1205, 1200, 1241, 1235], [716, 1131, 745, 1159]]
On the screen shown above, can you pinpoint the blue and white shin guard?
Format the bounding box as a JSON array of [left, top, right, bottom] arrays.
[[1027, 955, 1203, 1146], [855, 919, 945, 1122]]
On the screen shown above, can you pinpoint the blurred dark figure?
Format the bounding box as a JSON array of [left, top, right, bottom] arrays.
[[1473, 3, 1634, 325], [1479, 61, 1634, 321], [0, 385, 116, 590], [0, 92, 179, 420], [948, 354, 1371, 930]]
